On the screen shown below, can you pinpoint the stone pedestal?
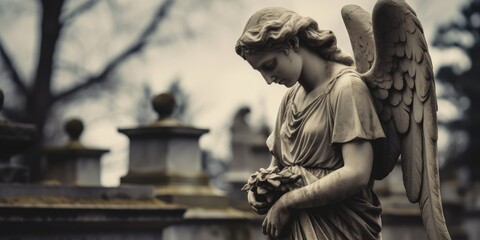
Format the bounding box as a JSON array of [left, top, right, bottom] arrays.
[[43, 148, 109, 185], [119, 126, 230, 207], [120, 127, 206, 179], [120, 93, 252, 240], [43, 119, 108, 186]]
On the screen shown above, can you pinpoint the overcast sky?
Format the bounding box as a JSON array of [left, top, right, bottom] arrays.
[[0, 0, 471, 186]]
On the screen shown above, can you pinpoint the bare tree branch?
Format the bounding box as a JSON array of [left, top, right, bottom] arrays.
[[61, 0, 100, 25], [0, 38, 28, 96], [55, 60, 89, 77], [31, 0, 64, 113], [52, 0, 174, 103], [138, 0, 174, 40]]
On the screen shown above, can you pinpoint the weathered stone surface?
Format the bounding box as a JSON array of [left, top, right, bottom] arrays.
[[119, 126, 208, 185], [0, 183, 155, 200], [42, 118, 109, 185], [235, 2, 450, 238], [0, 183, 186, 239]]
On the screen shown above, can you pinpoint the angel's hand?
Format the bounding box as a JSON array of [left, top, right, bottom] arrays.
[[262, 195, 291, 238], [247, 190, 269, 215]]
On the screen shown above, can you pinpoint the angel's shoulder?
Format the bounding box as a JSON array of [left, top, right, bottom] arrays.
[[330, 68, 369, 98]]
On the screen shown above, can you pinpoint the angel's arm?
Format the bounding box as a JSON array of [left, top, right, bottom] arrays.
[[281, 139, 373, 209]]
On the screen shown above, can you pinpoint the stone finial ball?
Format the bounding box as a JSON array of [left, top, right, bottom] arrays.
[[64, 118, 84, 140], [152, 93, 176, 118], [0, 89, 3, 110]]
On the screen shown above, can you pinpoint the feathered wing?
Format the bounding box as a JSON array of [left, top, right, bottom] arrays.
[[341, 4, 400, 181], [341, 5, 375, 74], [342, 0, 450, 239]]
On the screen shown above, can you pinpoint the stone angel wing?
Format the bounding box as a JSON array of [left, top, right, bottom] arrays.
[[342, 0, 450, 239]]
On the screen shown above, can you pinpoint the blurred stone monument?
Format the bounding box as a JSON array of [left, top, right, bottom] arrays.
[[224, 107, 271, 240], [119, 93, 251, 240], [225, 107, 270, 210], [0, 89, 36, 183], [42, 118, 109, 185]]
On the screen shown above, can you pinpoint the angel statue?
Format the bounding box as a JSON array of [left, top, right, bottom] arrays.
[[235, 0, 450, 239]]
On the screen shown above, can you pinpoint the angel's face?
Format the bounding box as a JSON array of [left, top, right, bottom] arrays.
[[245, 47, 302, 88]]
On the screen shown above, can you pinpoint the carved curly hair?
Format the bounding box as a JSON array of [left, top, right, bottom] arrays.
[[235, 7, 354, 66]]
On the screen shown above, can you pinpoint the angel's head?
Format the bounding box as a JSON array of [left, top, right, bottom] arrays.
[[235, 7, 353, 67]]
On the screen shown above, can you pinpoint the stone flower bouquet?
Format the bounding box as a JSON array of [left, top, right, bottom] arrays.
[[241, 166, 303, 205]]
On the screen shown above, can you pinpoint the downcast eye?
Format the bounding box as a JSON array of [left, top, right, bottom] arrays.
[[261, 59, 277, 72]]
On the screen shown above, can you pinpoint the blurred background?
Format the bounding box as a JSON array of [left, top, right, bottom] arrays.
[[0, 0, 476, 192]]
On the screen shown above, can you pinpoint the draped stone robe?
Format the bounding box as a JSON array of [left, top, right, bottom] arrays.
[[266, 68, 386, 240]]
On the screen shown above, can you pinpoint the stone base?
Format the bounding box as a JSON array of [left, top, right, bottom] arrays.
[[154, 183, 230, 208], [0, 204, 185, 239], [163, 207, 254, 240], [0, 183, 186, 239], [122, 171, 229, 208], [163, 219, 251, 240], [0, 183, 155, 200], [121, 171, 210, 186]]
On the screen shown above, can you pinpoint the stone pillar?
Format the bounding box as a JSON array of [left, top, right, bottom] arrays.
[[0, 89, 36, 183], [43, 118, 109, 186], [119, 93, 251, 240]]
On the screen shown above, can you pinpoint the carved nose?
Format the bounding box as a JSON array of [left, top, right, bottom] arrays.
[[265, 76, 274, 85]]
